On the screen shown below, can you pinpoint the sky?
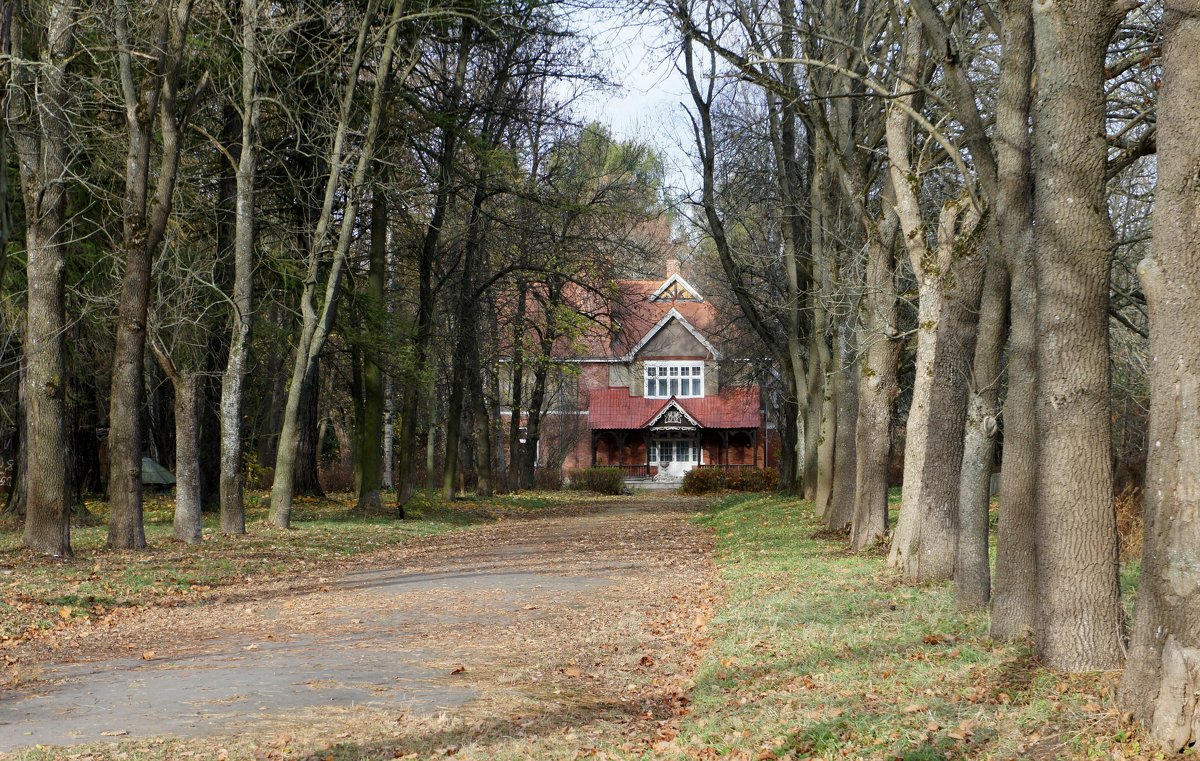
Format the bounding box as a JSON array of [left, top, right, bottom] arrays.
[[572, 8, 698, 197]]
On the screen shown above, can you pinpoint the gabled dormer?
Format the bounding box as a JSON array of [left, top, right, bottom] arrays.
[[650, 272, 703, 302]]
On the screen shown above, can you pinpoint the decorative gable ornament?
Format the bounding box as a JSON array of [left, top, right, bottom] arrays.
[[650, 273, 704, 302], [649, 401, 700, 431]]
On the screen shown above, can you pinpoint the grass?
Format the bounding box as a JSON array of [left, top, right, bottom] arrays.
[[665, 493, 1156, 761], [0, 489, 586, 643]]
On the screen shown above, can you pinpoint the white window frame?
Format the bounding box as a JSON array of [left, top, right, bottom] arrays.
[[644, 361, 705, 399]]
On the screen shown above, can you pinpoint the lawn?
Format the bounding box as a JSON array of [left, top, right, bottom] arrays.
[[669, 493, 1154, 761]]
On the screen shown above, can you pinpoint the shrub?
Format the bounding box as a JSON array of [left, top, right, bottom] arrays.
[[681, 467, 780, 495], [535, 467, 564, 491], [567, 467, 625, 495]]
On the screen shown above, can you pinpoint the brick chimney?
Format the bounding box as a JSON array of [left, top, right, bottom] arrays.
[[665, 257, 680, 278]]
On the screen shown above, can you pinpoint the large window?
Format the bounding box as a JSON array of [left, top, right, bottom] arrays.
[[645, 362, 704, 398]]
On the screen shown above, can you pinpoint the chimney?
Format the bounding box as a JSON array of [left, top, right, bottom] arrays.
[[665, 257, 680, 278]]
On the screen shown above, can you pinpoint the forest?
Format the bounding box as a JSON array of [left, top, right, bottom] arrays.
[[2, 0, 1199, 755]]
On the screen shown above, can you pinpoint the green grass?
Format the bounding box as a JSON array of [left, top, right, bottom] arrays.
[[665, 493, 1153, 761], [0, 489, 588, 642]]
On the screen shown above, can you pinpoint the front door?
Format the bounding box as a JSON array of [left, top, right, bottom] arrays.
[[652, 436, 699, 478]]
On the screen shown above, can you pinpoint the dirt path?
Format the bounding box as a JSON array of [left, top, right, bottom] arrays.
[[0, 497, 717, 758]]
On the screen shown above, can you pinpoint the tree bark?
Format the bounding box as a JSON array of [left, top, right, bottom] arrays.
[[955, 246, 1007, 608], [219, 0, 258, 535], [152, 344, 201, 544], [990, 0, 1038, 640], [850, 229, 899, 551], [825, 323, 858, 532], [1030, 0, 1129, 671], [7, 0, 78, 557], [1119, 2, 1200, 746]]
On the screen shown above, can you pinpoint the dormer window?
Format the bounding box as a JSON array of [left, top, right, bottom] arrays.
[[645, 361, 704, 398]]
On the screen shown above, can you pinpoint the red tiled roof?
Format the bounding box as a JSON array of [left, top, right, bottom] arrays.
[[562, 279, 720, 359], [588, 386, 761, 430]]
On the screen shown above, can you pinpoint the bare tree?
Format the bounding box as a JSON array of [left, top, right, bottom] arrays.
[[106, 0, 200, 550], [4, 0, 80, 557]]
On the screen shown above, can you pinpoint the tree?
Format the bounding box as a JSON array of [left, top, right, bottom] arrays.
[[269, 0, 409, 528], [106, 0, 200, 550], [1030, 0, 1133, 671], [5, 0, 80, 557], [218, 0, 261, 535], [1119, 1, 1200, 748]]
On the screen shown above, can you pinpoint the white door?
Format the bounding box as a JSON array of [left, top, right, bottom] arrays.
[[656, 438, 699, 478]]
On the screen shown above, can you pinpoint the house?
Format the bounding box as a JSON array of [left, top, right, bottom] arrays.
[[506, 259, 774, 483]]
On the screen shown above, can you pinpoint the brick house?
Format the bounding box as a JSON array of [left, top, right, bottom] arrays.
[[508, 260, 773, 483]]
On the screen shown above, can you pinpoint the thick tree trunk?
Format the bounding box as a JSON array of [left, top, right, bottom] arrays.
[[1030, 0, 1129, 671], [107, 0, 195, 550], [8, 0, 77, 557], [1119, 4, 1200, 747]]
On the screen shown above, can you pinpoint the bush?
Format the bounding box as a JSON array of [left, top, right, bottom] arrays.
[[535, 467, 564, 491], [681, 467, 780, 495], [567, 467, 625, 495]]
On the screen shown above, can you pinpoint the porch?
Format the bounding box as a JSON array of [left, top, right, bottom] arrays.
[[589, 428, 764, 482]]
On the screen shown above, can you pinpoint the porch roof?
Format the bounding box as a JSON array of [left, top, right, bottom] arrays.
[[588, 386, 761, 430]]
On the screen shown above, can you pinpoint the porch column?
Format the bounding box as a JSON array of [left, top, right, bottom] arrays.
[[616, 432, 627, 466], [753, 429, 759, 466], [721, 431, 730, 465], [591, 432, 600, 467]]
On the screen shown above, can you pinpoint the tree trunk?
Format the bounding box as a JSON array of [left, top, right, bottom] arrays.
[[1119, 4, 1200, 746], [381, 375, 394, 491], [354, 188, 386, 512], [507, 280, 527, 490], [7, 0, 78, 557], [269, 0, 406, 528], [219, 0, 258, 535], [955, 247, 1008, 608], [825, 323, 858, 532], [1030, 0, 1129, 671], [5, 357, 28, 517], [883, 20, 986, 579], [850, 233, 899, 551], [294, 360, 324, 497], [107, 0, 196, 550], [171, 373, 202, 543], [990, 0, 1038, 641]]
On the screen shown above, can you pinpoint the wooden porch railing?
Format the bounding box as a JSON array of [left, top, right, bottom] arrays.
[[597, 464, 654, 479], [695, 463, 759, 470]]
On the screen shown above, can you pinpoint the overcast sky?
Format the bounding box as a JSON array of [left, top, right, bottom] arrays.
[[573, 8, 698, 197]]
